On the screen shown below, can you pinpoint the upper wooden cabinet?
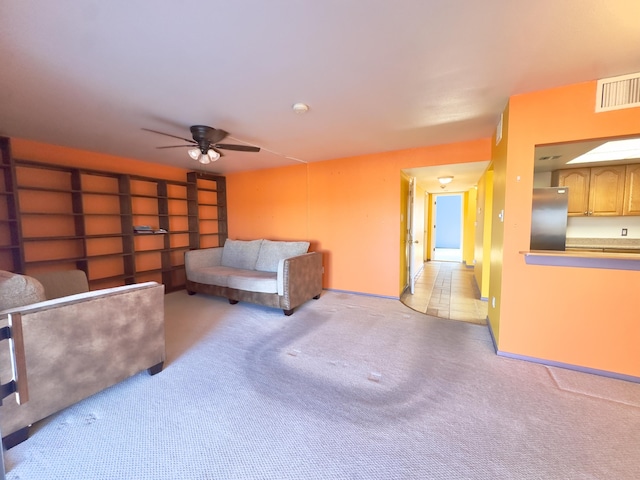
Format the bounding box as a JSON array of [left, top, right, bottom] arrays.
[[551, 168, 591, 216], [552, 165, 626, 216], [588, 165, 626, 216], [623, 163, 640, 215]]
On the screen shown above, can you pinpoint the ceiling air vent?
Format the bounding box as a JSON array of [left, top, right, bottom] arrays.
[[595, 72, 640, 112]]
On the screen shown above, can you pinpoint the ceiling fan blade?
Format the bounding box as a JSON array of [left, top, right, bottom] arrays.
[[142, 128, 195, 144], [157, 145, 193, 149], [214, 144, 261, 152], [206, 129, 229, 144]]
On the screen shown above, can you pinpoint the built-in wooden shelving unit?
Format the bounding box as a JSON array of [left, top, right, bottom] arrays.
[[0, 137, 227, 293], [0, 138, 23, 272], [187, 171, 228, 250]]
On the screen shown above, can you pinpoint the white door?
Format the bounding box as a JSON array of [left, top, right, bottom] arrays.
[[405, 178, 427, 294], [407, 178, 417, 294]]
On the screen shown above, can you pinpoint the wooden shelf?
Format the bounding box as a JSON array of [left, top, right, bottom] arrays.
[[22, 235, 86, 242], [0, 137, 228, 293], [187, 171, 227, 250]]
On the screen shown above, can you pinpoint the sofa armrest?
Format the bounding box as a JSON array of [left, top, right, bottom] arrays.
[[277, 252, 323, 307], [185, 247, 223, 274]]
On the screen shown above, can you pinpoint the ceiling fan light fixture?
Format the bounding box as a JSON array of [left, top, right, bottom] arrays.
[[188, 147, 201, 160], [438, 176, 454, 185], [145, 125, 261, 161], [207, 149, 220, 162]]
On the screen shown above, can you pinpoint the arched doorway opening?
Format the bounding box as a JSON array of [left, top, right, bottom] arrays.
[[400, 163, 490, 324]]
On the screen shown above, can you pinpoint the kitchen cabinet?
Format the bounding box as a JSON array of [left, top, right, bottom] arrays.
[[551, 168, 590, 216], [588, 165, 626, 216], [552, 165, 626, 216], [623, 163, 640, 215]]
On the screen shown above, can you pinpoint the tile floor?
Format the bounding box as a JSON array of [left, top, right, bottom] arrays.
[[401, 261, 488, 325]]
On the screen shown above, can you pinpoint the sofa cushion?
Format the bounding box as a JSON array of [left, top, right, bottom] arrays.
[[227, 270, 278, 294], [187, 266, 241, 287], [221, 239, 263, 270], [0, 270, 47, 311], [255, 240, 310, 273]]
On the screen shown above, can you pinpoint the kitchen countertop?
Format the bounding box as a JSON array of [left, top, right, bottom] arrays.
[[521, 237, 640, 270]]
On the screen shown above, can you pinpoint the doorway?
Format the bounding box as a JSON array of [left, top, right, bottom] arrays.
[[399, 163, 491, 324], [431, 193, 463, 262]]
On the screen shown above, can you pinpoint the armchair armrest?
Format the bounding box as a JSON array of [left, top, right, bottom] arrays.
[[0, 281, 165, 442], [185, 247, 223, 273], [277, 252, 323, 308]]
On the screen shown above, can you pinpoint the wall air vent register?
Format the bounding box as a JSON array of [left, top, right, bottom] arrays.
[[596, 72, 640, 112]]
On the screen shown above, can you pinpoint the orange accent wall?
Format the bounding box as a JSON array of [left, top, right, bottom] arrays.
[[227, 139, 491, 297], [495, 82, 640, 377], [226, 164, 311, 241]]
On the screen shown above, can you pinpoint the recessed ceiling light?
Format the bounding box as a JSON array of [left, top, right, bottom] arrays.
[[292, 102, 310, 114], [567, 138, 640, 164]]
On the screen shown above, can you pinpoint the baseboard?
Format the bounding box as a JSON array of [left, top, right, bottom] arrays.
[[486, 317, 498, 353], [325, 288, 400, 301], [496, 350, 640, 384]]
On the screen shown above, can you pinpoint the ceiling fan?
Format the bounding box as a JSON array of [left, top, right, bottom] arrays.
[[143, 125, 260, 164]]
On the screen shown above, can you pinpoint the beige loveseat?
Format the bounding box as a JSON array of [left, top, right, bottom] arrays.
[[185, 239, 323, 315], [0, 270, 165, 449]]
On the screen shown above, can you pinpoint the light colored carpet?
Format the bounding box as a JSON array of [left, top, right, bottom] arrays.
[[4, 290, 640, 479]]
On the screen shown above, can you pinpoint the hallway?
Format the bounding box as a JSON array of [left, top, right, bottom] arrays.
[[401, 261, 488, 325]]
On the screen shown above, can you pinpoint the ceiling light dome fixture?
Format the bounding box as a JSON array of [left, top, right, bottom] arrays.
[[292, 102, 310, 114], [188, 147, 220, 164], [438, 176, 454, 190]]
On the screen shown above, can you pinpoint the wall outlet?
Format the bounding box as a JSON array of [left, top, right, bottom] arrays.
[[622, 228, 628, 236]]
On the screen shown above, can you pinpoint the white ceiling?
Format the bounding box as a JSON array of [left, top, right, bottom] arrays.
[[1, 1, 640, 188], [404, 161, 490, 194]]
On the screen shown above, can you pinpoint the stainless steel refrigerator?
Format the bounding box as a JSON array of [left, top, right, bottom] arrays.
[[530, 187, 569, 251]]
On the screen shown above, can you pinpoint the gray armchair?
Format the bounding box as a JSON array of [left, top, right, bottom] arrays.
[[0, 270, 165, 448]]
